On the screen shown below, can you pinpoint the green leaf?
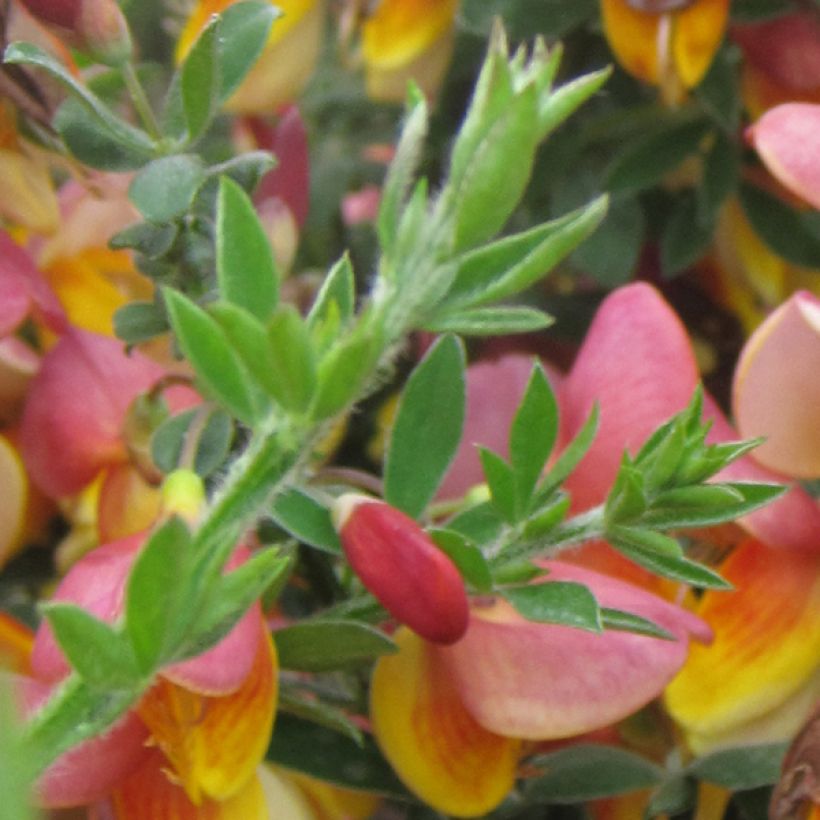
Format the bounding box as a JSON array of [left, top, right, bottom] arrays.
[[180, 13, 220, 141], [429, 528, 493, 592], [54, 97, 154, 171], [423, 305, 553, 336], [695, 42, 741, 131], [378, 87, 428, 252], [151, 407, 234, 477], [608, 525, 683, 557], [164, 289, 262, 425], [479, 447, 518, 523], [607, 119, 711, 194], [510, 362, 559, 511], [110, 222, 178, 257], [4, 42, 156, 162], [125, 518, 192, 671], [0, 681, 37, 820], [536, 404, 599, 502], [660, 191, 715, 278], [278, 690, 364, 745], [611, 537, 732, 589], [502, 581, 601, 632], [270, 488, 341, 554], [605, 460, 647, 524], [522, 493, 570, 538], [267, 714, 411, 798], [42, 604, 139, 689], [113, 300, 169, 345], [442, 197, 608, 308], [645, 774, 697, 818], [525, 745, 664, 802], [676, 439, 764, 485], [266, 305, 318, 414], [538, 67, 611, 140], [444, 501, 504, 546], [686, 743, 788, 789], [384, 335, 466, 519], [641, 482, 785, 530], [216, 1, 281, 102], [307, 254, 355, 337], [216, 176, 278, 320], [310, 331, 376, 421], [600, 607, 675, 641], [274, 620, 396, 672], [699, 131, 739, 225], [740, 181, 820, 267], [129, 155, 206, 223]]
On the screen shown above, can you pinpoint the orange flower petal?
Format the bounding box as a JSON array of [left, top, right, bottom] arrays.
[[0, 612, 33, 674], [361, 0, 457, 70], [666, 540, 820, 753], [0, 433, 29, 569], [600, 0, 662, 86], [370, 627, 520, 817], [138, 632, 278, 803], [108, 749, 269, 819], [732, 290, 820, 477], [97, 463, 162, 543], [672, 0, 729, 89]]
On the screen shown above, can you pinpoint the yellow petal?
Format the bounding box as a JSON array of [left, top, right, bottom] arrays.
[[0, 148, 59, 234], [666, 539, 820, 753], [138, 632, 278, 803], [361, 0, 457, 70], [284, 770, 381, 820], [599, 0, 662, 86], [0, 433, 29, 569], [257, 765, 316, 819], [370, 627, 520, 817], [0, 611, 34, 674], [110, 750, 270, 819], [672, 0, 729, 89]]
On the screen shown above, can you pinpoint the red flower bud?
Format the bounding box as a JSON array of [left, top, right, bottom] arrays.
[[332, 494, 469, 645]]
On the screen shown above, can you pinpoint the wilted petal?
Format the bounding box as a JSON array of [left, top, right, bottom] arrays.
[[370, 627, 520, 817], [440, 562, 711, 740], [559, 283, 699, 512], [107, 749, 269, 819], [665, 539, 820, 754], [747, 104, 820, 211], [732, 291, 820, 477], [20, 329, 166, 497], [137, 632, 278, 803]]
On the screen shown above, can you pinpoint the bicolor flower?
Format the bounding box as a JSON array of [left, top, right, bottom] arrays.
[[599, 0, 729, 104], [332, 493, 469, 644], [359, 0, 459, 102], [25, 532, 278, 814], [176, 0, 324, 114]]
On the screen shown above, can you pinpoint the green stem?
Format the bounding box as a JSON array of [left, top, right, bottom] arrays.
[[122, 61, 162, 141]]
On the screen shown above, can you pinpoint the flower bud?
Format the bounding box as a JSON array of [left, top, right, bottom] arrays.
[[332, 494, 469, 644]]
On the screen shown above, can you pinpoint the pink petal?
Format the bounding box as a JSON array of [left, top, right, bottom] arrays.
[[17, 674, 150, 808], [731, 13, 820, 93], [747, 104, 820, 211], [704, 395, 820, 553], [732, 291, 820, 477], [437, 353, 543, 501], [559, 283, 699, 512], [438, 561, 711, 740], [20, 329, 166, 497]]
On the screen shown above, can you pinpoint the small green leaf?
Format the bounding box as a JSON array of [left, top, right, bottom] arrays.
[[522, 493, 570, 538], [151, 407, 234, 478], [510, 363, 559, 511], [266, 305, 318, 414], [538, 67, 611, 140], [384, 335, 466, 519], [307, 254, 355, 336], [180, 14, 220, 140], [267, 714, 411, 798], [536, 404, 599, 502], [423, 305, 554, 336], [686, 743, 788, 790], [444, 501, 504, 546], [129, 155, 206, 223], [600, 607, 675, 641], [125, 518, 192, 671], [699, 131, 739, 225], [429, 528, 493, 592], [113, 300, 169, 345], [660, 191, 715, 278], [442, 197, 608, 308], [502, 581, 602, 632], [479, 447, 518, 523], [164, 289, 262, 425], [275, 620, 396, 672], [278, 690, 364, 745], [42, 604, 139, 689], [607, 118, 711, 194], [310, 331, 375, 421], [216, 176, 278, 320], [645, 774, 697, 818], [740, 181, 820, 268], [270, 488, 341, 554], [676, 438, 763, 485], [605, 459, 647, 524], [608, 525, 683, 557], [526, 745, 664, 802], [612, 538, 731, 589], [217, 1, 281, 102], [110, 222, 178, 257]]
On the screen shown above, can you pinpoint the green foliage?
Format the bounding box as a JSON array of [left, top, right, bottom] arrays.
[[502, 581, 602, 632], [270, 488, 342, 554], [129, 155, 207, 222]]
